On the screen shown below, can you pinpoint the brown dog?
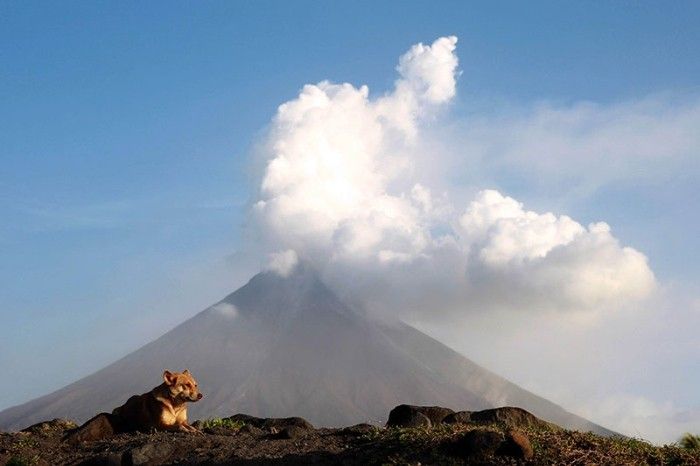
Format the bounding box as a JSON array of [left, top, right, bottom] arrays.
[[64, 369, 204, 443], [113, 369, 203, 432]]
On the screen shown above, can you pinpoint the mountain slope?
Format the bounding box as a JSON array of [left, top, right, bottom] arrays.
[[0, 266, 612, 435]]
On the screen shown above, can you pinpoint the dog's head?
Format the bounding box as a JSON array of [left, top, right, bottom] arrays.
[[163, 369, 204, 402]]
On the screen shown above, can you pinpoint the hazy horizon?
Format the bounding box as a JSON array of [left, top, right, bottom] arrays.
[[1, 1, 699, 444]]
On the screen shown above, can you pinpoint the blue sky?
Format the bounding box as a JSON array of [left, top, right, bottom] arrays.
[[1, 1, 699, 441]]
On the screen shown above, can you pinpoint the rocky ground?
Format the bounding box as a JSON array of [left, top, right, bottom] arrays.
[[1, 406, 698, 465]]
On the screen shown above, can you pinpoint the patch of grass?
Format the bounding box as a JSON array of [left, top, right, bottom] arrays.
[[358, 422, 700, 465], [379, 422, 497, 446], [200, 417, 245, 430], [366, 423, 499, 465], [680, 433, 700, 450], [5, 457, 29, 466], [530, 427, 700, 465], [11, 436, 39, 450], [5, 455, 40, 466]]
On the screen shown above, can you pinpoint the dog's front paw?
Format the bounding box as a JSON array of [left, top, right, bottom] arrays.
[[180, 424, 201, 434]]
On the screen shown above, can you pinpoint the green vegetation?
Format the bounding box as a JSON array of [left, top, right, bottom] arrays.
[[680, 433, 700, 450], [5, 455, 39, 466], [526, 428, 699, 465], [5, 436, 40, 465], [10, 437, 38, 449], [199, 417, 245, 430]]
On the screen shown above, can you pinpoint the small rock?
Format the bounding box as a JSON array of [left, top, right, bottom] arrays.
[[454, 429, 505, 457], [126, 442, 174, 466], [470, 407, 552, 430], [190, 420, 204, 430], [498, 430, 534, 459]]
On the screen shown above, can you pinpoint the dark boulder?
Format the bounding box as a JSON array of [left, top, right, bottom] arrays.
[[403, 412, 432, 428], [386, 405, 454, 428], [470, 407, 553, 430], [453, 429, 505, 457], [449, 428, 534, 460], [125, 442, 175, 466], [498, 429, 534, 459], [442, 411, 472, 424]]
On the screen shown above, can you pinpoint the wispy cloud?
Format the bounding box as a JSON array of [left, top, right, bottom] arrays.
[[7, 195, 246, 233], [450, 92, 700, 202], [577, 395, 700, 444]]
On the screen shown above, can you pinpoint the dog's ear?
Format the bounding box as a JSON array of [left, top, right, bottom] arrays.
[[163, 370, 175, 385], [183, 369, 190, 375]]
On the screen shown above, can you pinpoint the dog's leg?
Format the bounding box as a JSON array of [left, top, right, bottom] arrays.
[[182, 423, 201, 433]]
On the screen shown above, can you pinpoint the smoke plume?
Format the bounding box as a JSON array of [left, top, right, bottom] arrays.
[[251, 36, 655, 320]]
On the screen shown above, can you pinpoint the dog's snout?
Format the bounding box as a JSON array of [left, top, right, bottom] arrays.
[[197, 393, 203, 400]]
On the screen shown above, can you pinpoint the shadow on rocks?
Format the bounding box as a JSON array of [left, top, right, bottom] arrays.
[[444, 428, 534, 461]]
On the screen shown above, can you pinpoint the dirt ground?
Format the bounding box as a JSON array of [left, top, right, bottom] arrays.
[[2, 417, 699, 465], [2, 421, 419, 466]]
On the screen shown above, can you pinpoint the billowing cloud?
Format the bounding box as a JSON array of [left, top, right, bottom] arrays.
[[458, 190, 655, 313], [251, 36, 656, 319], [253, 37, 458, 267]]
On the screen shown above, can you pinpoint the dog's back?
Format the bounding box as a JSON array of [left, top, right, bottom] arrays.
[[112, 393, 162, 431]]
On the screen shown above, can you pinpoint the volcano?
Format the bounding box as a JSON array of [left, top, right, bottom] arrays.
[[0, 265, 612, 434]]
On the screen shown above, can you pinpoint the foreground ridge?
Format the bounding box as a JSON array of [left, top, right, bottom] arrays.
[[1, 405, 698, 465]]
